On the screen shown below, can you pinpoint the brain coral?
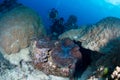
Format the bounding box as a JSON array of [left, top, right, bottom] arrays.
[[59, 17, 120, 54], [0, 5, 46, 54]]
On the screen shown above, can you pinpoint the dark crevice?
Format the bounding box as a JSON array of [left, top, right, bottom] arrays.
[[73, 41, 104, 79]]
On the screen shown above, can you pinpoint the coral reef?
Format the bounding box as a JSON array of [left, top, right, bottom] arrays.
[[59, 17, 120, 79], [0, 46, 69, 80], [85, 37, 120, 79], [59, 17, 120, 54], [0, 59, 69, 80], [1, 4, 120, 79], [78, 38, 120, 80], [0, 5, 46, 54], [30, 37, 81, 77]]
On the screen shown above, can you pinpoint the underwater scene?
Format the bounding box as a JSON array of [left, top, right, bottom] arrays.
[[0, 0, 120, 80]]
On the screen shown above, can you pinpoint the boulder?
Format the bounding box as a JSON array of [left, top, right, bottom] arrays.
[[0, 5, 46, 54]]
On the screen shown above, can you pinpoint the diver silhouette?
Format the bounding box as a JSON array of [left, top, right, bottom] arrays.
[[50, 17, 65, 40], [48, 8, 65, 40], [48, 8, 58, 22]]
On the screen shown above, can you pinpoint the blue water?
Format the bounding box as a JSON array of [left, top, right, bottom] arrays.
[[17, 0, 120, 28]]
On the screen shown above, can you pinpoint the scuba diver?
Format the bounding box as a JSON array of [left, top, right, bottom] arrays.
[[48, 8, 58, 22], [48, 8, 65, 40], [50, 17, 65, 40]]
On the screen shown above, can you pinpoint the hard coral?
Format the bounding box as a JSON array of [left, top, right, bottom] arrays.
[[30, 37, 81, 77], [111, 66, 120, 80], [0, 5, 46, 54]]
